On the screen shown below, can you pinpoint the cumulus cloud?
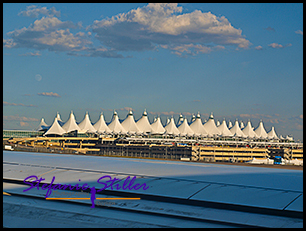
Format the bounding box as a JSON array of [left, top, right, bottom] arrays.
[[268, 42, 292, 49], [254, 45, 263, 50], [91, 3, 250, 56], [37, 92, 61, 97], [4, 4, 251, 58], [3, 101, 37, 107], [18, 5, 60, 18], [161, 44, 225, 56], [3, 38, 16, 48], [4, 15, 92, 52]]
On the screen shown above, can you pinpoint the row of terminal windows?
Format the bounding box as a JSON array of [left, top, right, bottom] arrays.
[[3, 130, 44, 138]]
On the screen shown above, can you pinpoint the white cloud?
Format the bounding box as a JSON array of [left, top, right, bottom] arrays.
[[5, 16, 92, 52], [295, 30, 303, 35], [18, 5, 60, 18], [4, 4, 250, 58], [92, 3, 250, 55], [3, 38, 16, 48], [37, 92, 61, 97], [268, 43, 292, 49], [268, 43, 283, 48], [254, 45, 263, 50]]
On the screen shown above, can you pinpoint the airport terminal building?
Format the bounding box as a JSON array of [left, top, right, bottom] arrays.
[[3, 110, 303, 164]]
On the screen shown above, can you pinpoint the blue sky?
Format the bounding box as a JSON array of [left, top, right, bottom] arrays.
[[3, 3, 303, 141]]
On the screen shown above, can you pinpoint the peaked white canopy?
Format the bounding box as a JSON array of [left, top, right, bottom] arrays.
[[56, 112, 63, 122], [36, 118, 48, 131], [62, 111, 81, 133], [121, 111, 141, 135], [240, 121, 245, 129], [203, 114, 221, 137], [165, 117, 180, 136], [150, 117, 166, 134], [217, 119, 234, 137], [166, 117, 171, 126], [267, 127, 279, 140], [189, 113, 208, 137], [44, 118, 66, 136], [94, 113, 112, 134], [230, 120, 247, 138], [286, 135, 294, 141], [78, 112, 97, 133], [108, 111, 127, 135], [136, 110, 152, 134], [177, 114, 184, 127], [254, 121, 268, 139], [228, 121, 233, 129], [190, 114, 196, 124], [242, 121, 258, 138], [177, 118, 194, 136]]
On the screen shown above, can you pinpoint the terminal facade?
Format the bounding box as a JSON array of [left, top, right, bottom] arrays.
[[3, 110, 303, 164]]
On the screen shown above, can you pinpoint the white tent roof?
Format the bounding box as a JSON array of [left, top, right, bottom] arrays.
[[164, 117, 180, 136], [254, 121, 268, 139], [217, 119, 233, 137], [203, 114, 221, 137], [56, 112, 63, 122], [286, 135, 294, 141], [93, 113, 112, 134], [121, 111, 141, 135], [44, 118, 66, 136], [228, 120, 233, 129], [136, 110, 152, 134], [150, 117, 166, 134], [62, 111, 81, 133], [242, 121, 258, 138], [240, 121, 245, 129], [267, 127, 279, 140], [189, 114, 196, 124], [189, 113, 208, 137], [36, 118, 48, 131], [176, 114, 184, 127], [166, 117, 171, 126], [108, 111, 127, 135], [78, 112, 97, 133], [177, 118, 194, 136], [230, 120, 247, 138]]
